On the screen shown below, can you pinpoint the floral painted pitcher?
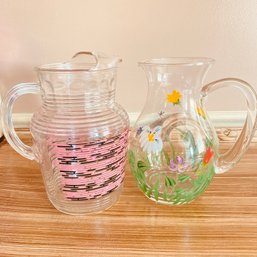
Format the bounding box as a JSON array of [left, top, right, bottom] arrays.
[[129, 57, 257, 205]]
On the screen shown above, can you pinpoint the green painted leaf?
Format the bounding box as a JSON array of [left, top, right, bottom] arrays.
[[184, 192, 194, 202], [194, 173, 206, 187], [175, 188, 185, 194], [183, 130, 197, 149], [128, 150, 135, 165], [165, 135, 176, 161], [170, 178, 176, 187], [205, 137, 213, 147], [163, 189, 168, 201], [165, 177, 176, 187], [128, 150, 136, 174], [137, 170, 145, 180], [165, 177, 169, 187], [154, 189, 159, 201], [143, 156, 151, 167], [137, 160, 150, 173], [173, 197, 182, 204], [178, 174, 191, 183], [139, 183, 147, 193], [207, 165, 215, 181], [195, 161, 203, 173], [153, 180, 160, 201], [146, 188, 152, 198], [163, 150, 171, 165], [128, 152, 148, 183]]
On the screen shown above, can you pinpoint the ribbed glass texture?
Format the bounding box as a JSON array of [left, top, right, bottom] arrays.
[[28, 68, 129, 214], [1, 52, 130, 214]]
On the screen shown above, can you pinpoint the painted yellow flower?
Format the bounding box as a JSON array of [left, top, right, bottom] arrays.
[[167, 90, 181, 105], [197, 106, 206, 119], [147, 133, 155, 142]]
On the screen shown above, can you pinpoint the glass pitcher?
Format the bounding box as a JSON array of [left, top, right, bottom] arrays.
[[2, 51, 129, 214], [129, 57, 256, 205]]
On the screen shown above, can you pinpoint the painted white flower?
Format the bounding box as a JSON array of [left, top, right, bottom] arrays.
[[139, 126, 163, 154]]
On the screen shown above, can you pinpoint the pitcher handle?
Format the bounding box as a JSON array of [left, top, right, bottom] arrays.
[[72, 51, 99, 66], [201, 78, 257, 173], [1, 83, 41, 160], [71, 51, 122, 70]]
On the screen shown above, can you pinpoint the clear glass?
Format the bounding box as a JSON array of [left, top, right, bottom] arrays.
[[1, 52, 129, 215], [129, 57, 256, 205]]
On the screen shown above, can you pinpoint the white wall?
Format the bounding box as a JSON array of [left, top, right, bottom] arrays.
[[0, 0, 257, 113]]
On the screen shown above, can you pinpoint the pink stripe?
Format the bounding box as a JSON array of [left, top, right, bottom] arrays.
[[61, 165, 125, 185], [48, 129, 128, 200], [50, 137, 127, 154]]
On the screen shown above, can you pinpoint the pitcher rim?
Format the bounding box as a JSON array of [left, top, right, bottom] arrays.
[[138, 57, 215, 66], [35, 63, 120, 72], [36, 57, 122, 72]]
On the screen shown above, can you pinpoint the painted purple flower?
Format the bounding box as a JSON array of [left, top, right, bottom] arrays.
[[170, 156, 189, 173], [136, 127, 143, 136], [158, 110, 165, 118]]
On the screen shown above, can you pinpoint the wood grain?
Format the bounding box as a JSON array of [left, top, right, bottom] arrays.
[[1, 132, 257, 256]]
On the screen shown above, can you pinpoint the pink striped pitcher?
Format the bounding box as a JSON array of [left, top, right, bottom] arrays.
[[2, 52, 129, 215]]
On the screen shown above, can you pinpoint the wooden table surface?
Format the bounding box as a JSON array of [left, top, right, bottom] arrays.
[[1, 132, 257, 256]]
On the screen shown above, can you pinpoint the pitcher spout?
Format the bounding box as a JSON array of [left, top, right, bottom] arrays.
[[91, 52, 122, 70]]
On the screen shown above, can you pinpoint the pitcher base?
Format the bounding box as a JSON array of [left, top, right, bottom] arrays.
[[140, 166, 214, 205], [47, 184, 123, 215]]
